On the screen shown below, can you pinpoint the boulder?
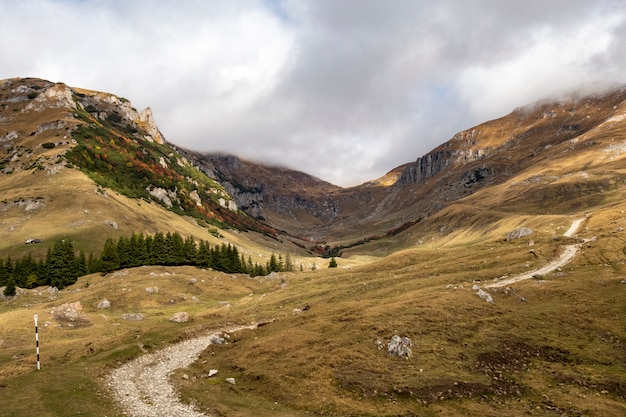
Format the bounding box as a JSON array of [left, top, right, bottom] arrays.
[[50, 301, 90, 325], [388, 335, 413, 359], [169, 312, 189, 323], [145, 287, 158, 294], [506, 227, 532, 241]]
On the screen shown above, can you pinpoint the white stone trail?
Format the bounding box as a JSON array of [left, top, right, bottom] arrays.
[[108, 324, 258, 417]]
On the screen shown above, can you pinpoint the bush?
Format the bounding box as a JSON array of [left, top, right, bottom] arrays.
[[41, 142, 55, 149]]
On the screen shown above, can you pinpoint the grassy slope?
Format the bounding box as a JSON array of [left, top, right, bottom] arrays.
[[0, 206, 624, 416]]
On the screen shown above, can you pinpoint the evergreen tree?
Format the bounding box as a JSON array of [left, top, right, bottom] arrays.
[[182, 235, 198, 265], [87, 252, 101, 274], [101, 238, 120, 273], [196, 239, 212, 268], [284, 253, 294, 272], [267, 253, 280, 273], [129, 232, 148, 266], [151, 232, 167, 265], [116, 236, 132, 268], [165, 232, 185, 265], [74, 251, 88, 278], [47, 240, 77, 288], [0, 258, 6, 286], [328, 257, 338, 268], [3, 276, 16, 297]]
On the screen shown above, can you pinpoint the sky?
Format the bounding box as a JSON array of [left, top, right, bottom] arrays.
[[1, 0, 625, 186]]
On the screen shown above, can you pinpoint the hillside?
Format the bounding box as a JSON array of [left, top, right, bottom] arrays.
[[0, 78, 300, 261], [0, 78, 625, 416], [192, 87, 626, 250]]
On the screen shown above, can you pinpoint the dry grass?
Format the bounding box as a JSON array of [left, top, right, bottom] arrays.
[[1, 209, 625, 416]]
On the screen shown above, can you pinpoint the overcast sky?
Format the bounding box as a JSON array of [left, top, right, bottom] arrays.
[[1, 0, 625, 186]]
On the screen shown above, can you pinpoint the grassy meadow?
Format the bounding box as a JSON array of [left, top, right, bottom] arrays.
[[1, 208, 625, 416]]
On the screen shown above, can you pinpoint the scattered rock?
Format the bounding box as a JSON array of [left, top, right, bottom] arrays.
[[208, 369, 218, 377], [506, 227, 532, 241], [50, 301, 90, 325], [104, 219, 118, 229], [145, 287, 158, 294], [388, 335, 413, 359], [292, 304, 310, 315], [188, 278, 197, 284], [476, 289, 494, 304], [620, 279, 626, 284], [209, 335, 226, 345], [97, 299, 111, 309], [169, 312, 189, 323], [225, 377, 236, 385], [121, 313, 144, 321]]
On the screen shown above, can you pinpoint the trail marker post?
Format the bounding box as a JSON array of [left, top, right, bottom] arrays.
[[34, 314, 40, 370]]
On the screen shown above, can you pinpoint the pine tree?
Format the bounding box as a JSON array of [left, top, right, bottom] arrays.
[[328, 257, 338, 268], [183, 235, 198, 265], [284, 253, 294, 272], [3, 276, 16, 297], [267, 253, 280, 273], [47, 240, 78, 288], [101, 238, 120, 273]]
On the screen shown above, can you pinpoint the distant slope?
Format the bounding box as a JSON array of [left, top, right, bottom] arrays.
[[186, 86, 626, 248], [3, 77, 626, 258]]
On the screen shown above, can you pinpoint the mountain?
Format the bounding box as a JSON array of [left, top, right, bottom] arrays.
[[0, 77, 294, 267], [185, 86, 626, 250], [2, 77, 626, 256], [1, 78, 626, 417]]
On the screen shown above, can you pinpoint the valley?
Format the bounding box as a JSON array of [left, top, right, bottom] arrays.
[[0, 78, 625, 416]]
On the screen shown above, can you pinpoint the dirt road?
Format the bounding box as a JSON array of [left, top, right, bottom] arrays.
[[108, 324, 258, 417], [486, 218, 586, 289]]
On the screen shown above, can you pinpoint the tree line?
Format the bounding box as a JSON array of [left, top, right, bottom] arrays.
[[1, 232, 295, 296]]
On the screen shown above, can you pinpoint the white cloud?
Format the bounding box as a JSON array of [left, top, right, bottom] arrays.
[[457, 13, 626, 120], [1, 0, 626, 186]]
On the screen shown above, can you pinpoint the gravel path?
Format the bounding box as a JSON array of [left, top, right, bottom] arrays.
[[486, 218, 586, 288], [108, 324, 258, 417]]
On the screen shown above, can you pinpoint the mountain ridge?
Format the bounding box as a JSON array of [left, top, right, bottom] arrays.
[[2, 76, 626, 254]]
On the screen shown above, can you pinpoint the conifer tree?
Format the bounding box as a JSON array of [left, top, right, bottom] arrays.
[[183, 235, 198, 265], [101, 238, 120, 273], [47, 239, 77, 288], [328, 257, 338, 268], [3, 276, 16, 297]]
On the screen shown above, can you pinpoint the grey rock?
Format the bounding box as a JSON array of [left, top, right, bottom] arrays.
[[97, 299, 111, 309], [388, 335, 413, 359], [506, 227, 532, 241]]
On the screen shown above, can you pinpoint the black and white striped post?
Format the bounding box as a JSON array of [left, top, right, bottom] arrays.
[[34, 314, 40, 370]]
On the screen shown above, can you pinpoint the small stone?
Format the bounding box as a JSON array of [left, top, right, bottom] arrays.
[[145, 287, 158, 294], [97, 299, 111, 309], [121, 313, 144, 321], [182, 373, 189, 380], [208, 369, 218, 377], [226, 378, 236, 385]]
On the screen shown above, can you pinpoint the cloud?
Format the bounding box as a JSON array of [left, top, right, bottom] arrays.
[[1, 0, 625, 186]]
